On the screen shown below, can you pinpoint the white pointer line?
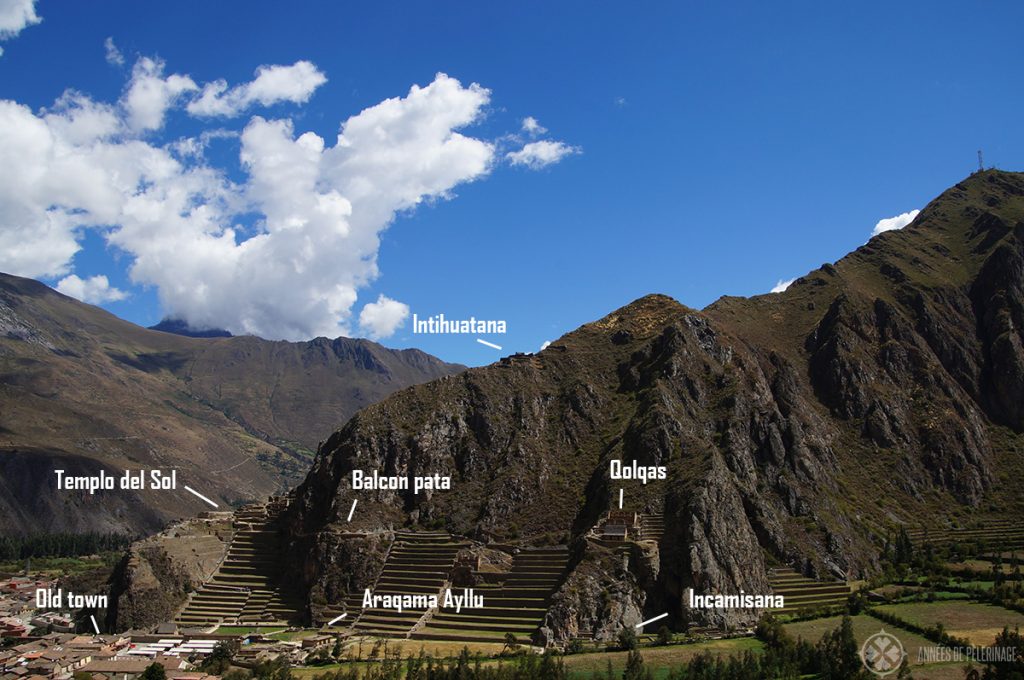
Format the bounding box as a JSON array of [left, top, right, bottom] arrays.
[[183, 485, 219, 508], [328, 613, 347, 626], [636, 612, 669, 629], [90, 615, 100, 635], [618, 488, 623, 510], [477, 338, 503, 350], [346, 499, 358, 522]]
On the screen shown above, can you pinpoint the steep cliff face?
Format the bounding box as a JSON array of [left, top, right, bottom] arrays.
[[282, 170, 1024, 638]]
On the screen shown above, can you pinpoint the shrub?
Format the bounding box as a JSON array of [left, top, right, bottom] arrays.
[[656, 624, 673, 646], [617, 626, 639, 650]]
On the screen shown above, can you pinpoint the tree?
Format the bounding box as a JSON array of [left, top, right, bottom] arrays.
[[307, 647, 332, 666], [623, 649, 651, 680], [252, 656, 292, 680], [536, 650, 567, 680], [201, 641, 235, 674], [980, 626, 1024, 680], [617, 626, 639, 651], [140, 663, 167, 680], [817, 616, 870, 679], [565, 638, 585, 654], [755, 614, 791, 648], [894, 528, 914, 565], [656, 624, 672, 646], [502, 631, 519, 653]]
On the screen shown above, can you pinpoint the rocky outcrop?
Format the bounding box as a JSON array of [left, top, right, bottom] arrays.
[[546, 543, 646, 642], [301, 530, 391, 623], [107, 515, 231, 631], [107, 545, 195, 632]]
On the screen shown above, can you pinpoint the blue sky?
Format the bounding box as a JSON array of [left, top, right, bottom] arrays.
[[1, 1, 1022, 366]]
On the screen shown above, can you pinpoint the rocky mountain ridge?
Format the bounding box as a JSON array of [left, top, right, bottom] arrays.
[[279, 170, 1024, 637]]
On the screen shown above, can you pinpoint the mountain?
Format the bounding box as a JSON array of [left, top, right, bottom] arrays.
[[273, 169, 1024, 637], [148, 319, 232, 338], [0, 274, 464, 536]]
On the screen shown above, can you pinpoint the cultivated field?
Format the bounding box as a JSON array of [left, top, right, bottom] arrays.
[[872, 601, 1024, 645], [559, 638, 764, 678], [785, 614, 936, 672]]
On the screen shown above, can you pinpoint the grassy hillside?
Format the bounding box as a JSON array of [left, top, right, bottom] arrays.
[[0, 273, 463, 535]]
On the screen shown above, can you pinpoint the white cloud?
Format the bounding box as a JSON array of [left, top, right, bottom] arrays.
[[540, 340, 551, 351], [55, 274, 127, 303], [187, 61, 327, 118], [0, 66, 498, 340], [0, 60, 576, 340], [358, 294, 409, 339], [521, 116, 546, 136], [871, 209, 920, 237], [507, 140, 580, 169], [0, 96, 125, 278], [169, 128, 237, 161], [770, 278, 795, 293], [122, 57, 197, 133], [0, 0, 40, 43], [104, 36, 124, 66]]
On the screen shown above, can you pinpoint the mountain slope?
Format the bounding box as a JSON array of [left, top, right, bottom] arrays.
[[280, 170, 1024, 637], [0, 274, 464, 536]]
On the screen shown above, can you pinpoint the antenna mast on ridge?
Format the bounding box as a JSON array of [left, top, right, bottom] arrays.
[[978, 149, 984, 173]]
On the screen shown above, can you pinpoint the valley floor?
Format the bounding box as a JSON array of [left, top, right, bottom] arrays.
[[282, 596, 1022, 679]]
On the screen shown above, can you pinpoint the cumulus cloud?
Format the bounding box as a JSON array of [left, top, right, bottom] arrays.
[[521, 116, 546, 136], [0, 95, 126, 278], [122, 57, 197, 133], [507, 140, 580, 169], [187, 61, 327, 118], [770, 278, 795, 293], [540, 340, 551, 351], [0, 67, 504, 341], [169, 128, 237, 161], [0, 0, 40, 48], [104, 37, 124, 66], [358, 294, 409, 339], [871, 209, 920, 237], [55, 274, 127, 303]]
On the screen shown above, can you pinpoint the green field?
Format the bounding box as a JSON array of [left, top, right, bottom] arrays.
[[786, 614, 938, 672], [873, 601, 1024, 645], [0, 555, 117, 577], [270, 629, 321, 641], [214, 626, 286, 635], [947, 559, 1016, 574], [559, 638, 763, 678], [293, 638, 763, 679], [334, 638, 507, 661], [954, 581, 997, 591], [920, 592, 972, 601], [291, 603, 1014, 679], [284, 597, 1024, 679]]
